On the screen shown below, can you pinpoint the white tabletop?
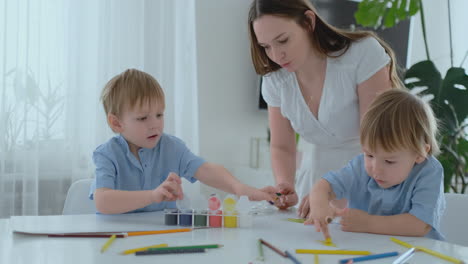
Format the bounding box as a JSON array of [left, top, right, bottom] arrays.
[[1, 209, 467, 264]]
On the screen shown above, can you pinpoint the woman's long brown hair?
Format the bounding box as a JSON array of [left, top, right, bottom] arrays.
[[248, 0, 403, 88]]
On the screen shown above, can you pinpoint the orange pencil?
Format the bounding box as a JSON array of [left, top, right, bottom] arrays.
[[126, 228, 192, 237]]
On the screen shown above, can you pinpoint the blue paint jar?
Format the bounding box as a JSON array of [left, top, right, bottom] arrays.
[[179, 209, 193, 226]]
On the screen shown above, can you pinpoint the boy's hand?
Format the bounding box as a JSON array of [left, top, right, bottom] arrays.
[[151, 172, 183, 203], [243, 185, 276, 201], [336, 208, 371, 233], [304, 202, 335, 239]]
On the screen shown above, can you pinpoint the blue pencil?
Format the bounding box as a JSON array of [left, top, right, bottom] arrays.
[[339, 251, 399, 264], [285, 250, 302, 264]]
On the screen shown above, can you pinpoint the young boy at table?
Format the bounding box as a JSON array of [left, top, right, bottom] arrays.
[[306, 89, 445, 240], [89, 69, 275, 214]]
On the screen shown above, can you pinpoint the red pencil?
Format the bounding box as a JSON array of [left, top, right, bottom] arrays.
[[259, 238, 287, 257]]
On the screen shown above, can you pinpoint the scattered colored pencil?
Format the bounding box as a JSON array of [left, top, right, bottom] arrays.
[[126, 228, 192, 237], [390, 237, 464, 264], [135, 248, 205, 255], [145, 244, 223, 252], [257, 239, 265, 261], [49, 233, 126, 238], [296, 249, 372, 255], [259, 239, 287, 257], [286, 218, 306, 223], [392, 247, 416, 264], [339, 251, 398, 264], [285, 250, 302, 264], [121, 243, 168, 255], [100, 234, 116, 253]]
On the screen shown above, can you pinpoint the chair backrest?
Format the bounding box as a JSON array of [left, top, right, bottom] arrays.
[[62, 178, 96, 215], [440, 193, 468, 246]]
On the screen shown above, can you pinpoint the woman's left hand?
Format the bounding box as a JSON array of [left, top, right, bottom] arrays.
[[297, 194, 310, 218]]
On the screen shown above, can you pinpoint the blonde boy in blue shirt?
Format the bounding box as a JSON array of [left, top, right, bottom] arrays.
[[90, 69, 275, 214], [306, 89, 445, 240]]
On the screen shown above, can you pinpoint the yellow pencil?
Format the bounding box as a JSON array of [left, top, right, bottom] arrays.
[[390, 237, 464, 264], [100, 234, 117, 253], [390, 237, 413, 248], [295, 249, 372, 255], [415, 246, 464, 264], [314, 254, 319, 264], [126, 228, 191, 236], [120, 243, 168, 255]]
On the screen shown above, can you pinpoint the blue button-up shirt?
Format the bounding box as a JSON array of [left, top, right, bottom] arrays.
[[89, 133, 205, 212], [323, 154, 445, 240]]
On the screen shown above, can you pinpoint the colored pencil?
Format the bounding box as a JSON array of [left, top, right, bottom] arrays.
[[126, 228, 191, 236], [392, 247, 415, 264], [389, 237, 413, 248], [135, 248, 205, 255], [390, 237, 464, 264], [121, 243, 168, 255], [314, 254, 319, 264], [48, 233, 126, 238], [145, 244, 223, 252], [259, 239, 287, 257], [339, 251, 398, 264], [257, 239, 265, 261], [415, 246, 464, 264], [100, 234, 116, 253], [285, 250, 302, 264], [296, 249, 372, 255], [286, 218, 306, 223]]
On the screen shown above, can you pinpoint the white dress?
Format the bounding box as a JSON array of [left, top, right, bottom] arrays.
[[261, 37, 390, 200]]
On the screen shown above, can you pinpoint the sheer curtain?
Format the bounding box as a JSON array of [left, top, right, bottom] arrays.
[[0, 0, 198, 218]]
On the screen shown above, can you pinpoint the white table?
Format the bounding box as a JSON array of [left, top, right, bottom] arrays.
[[1, 210, 467, 264]]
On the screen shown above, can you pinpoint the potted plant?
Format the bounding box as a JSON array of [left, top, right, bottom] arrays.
[[355, 0, 468, 193]]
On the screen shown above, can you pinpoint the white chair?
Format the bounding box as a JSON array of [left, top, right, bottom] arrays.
[[440, 193, 468, 246], [62, 178, 97, 215]]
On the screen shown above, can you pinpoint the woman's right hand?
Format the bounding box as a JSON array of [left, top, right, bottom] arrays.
[[261, 182, 298, 210]]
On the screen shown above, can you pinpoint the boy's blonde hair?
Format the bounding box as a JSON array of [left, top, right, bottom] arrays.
[[360, 89, 439, 157], [101, 69, 165, 120]]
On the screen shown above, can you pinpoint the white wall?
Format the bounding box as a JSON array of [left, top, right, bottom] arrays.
[[195, 0, 269, 170], [409, 0, 468, 72]]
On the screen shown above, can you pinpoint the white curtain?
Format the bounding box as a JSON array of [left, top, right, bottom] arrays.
[[0, 0, 198, 218]]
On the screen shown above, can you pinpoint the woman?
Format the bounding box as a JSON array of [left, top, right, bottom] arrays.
[[249, 0, 402, 218]]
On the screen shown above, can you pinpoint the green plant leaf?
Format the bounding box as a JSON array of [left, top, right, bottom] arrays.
[[440, 67, 468, 125], [355, 0, 420, 29], [404, 60, 442, 104]]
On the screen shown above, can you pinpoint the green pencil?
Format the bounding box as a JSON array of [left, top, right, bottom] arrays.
[[257, 239, 265, 261], [145, 244, 223, 252]]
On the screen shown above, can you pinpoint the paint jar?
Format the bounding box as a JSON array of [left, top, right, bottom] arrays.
[[164, 209, 179, 226], [209, 210, 223, 228], [237, 196, 253, 228], [223, 211, 238, 228], [238, 212, 253, 228], [179, 209, 193, 226], [194, 210, 208, 227]]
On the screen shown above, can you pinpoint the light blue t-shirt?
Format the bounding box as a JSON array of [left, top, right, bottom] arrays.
[[89, 133, 205, 213], [323, 154, 446, 240]]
